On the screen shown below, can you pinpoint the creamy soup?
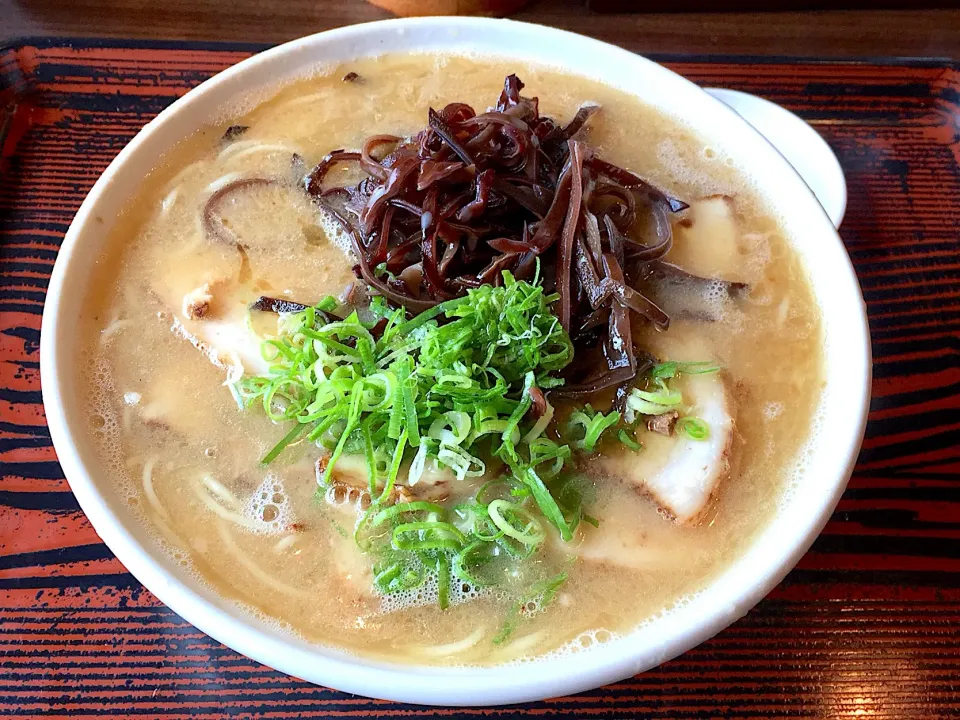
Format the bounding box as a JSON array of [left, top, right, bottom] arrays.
[[80, 54, 823, 665]]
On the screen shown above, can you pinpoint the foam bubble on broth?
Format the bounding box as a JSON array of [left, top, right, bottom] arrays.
[[654, 136, 783, 235], [656, 138, 738, 201], [316, 209, 357, 259], [504, 628, 622, 667], [763, 401, 784, 420], [242, 475, 294, 534], [702, 278, 745, 329], [87, 354, 127, 486], [376, 567, 492, 616], [778, 393, 828, 512]]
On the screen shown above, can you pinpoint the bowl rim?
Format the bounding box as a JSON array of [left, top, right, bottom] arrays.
[[39, 16, 871, 706]]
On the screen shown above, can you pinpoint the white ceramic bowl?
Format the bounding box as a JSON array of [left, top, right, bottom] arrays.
[[40, 17, 871, 706]]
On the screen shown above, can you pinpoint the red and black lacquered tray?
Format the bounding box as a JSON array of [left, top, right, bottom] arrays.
[[2, 40, 959, 719]]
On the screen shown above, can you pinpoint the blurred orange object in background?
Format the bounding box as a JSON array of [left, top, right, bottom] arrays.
[[366, 0, 531, 16]]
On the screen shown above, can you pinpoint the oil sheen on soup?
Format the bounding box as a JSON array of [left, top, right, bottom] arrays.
[[81, 54, 823, 665]]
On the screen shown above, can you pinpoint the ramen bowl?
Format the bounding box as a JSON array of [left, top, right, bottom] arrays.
[[40, 17, 870, 706]]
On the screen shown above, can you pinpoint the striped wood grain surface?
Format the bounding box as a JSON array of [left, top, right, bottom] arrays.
[[1, 40, 959, 718]]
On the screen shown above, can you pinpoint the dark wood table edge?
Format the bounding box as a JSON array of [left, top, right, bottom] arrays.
[[1, 34, 958, 70]]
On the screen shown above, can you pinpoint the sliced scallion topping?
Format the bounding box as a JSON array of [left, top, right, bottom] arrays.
[[260, 422, 308, 466], [676, 416, 710, 440], [566, 405, 621, 453], [392, 521, 466, 553], [236, 272, 658, 610], [237, 272, 573, 491], [650, 360, 722, 379], [487, 499, 545, 547], [435, 553, 452, 610], [617, 429, 643, 452], [373, 553, 424, 594], [622, 359, 720, 426], [370, 501, 446, 527]]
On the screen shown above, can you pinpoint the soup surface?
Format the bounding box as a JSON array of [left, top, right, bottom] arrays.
[[81, 54, 823, 664]]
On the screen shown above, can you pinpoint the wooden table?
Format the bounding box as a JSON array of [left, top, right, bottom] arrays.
[[1, 0, 959, 59], [2, 4, 960, 719]]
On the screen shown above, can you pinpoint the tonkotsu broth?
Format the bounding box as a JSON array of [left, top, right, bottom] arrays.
[[80, 54, 823, 664]]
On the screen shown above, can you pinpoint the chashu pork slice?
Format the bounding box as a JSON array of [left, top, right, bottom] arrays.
[[172, 301, 272, 379], [573, 365, 734, 570], [318, 454, 456, 505], [167, 276, 274, 379], [572, 492, 678, 571], [595, 340, 735, 525], [668, 195, 746, 283], [149, 179, 357, 380], [148, 238, 274, 377]]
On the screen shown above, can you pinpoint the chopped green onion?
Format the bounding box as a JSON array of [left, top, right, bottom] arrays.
[[453, 503, 502, 542], [235, 273, 610, 609], [617, 429, 643, 452], [319, 379, 365, 486], [392, 521, 465, 553], [634, 387, 683, 406], [625, 386, 682, 417], [436, 444, 486, 481], [316, 296, 338, 313], [651, 360, 722, 379], [370, 500, 446, 527], [527, 438, 570, 479], [530, 571, 568, 609], [373, 554, 424, 593], [428, 411, 472, 446], [521, 394, 555, 444], [361, 417, 379, 494], [378, 428, 408, 504], [677, 416, 710, 440], [487, 499, 545, 547], [395, 355, 421, 447], [516, 465, 573, 542], [497, 372, 535, 463], [259, 423, 308, 465], [354, 509, 389, 553], [622, 358, 722, 425], [566, 407, 621, 452], [436, 553, 451, 610], [407, 438, 430, 487]]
